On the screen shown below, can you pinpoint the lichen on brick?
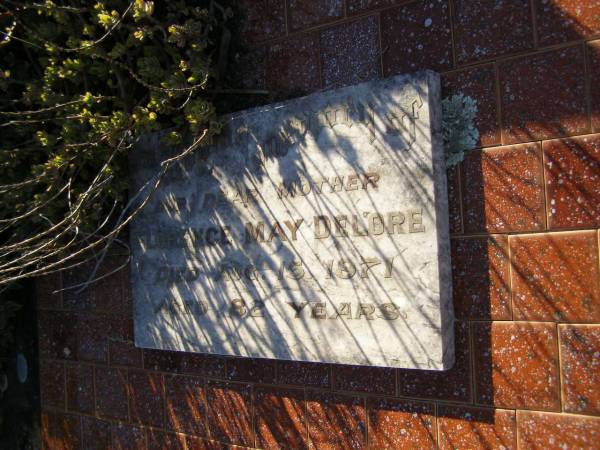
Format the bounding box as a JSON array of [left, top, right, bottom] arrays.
[[442, 93, 480, 166]]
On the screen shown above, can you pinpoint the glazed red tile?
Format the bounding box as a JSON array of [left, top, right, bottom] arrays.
[[559, 325, 600, 415], [144, 349, 182, 372], [320, 15, 381, 89], [368, 398, 435, 450], [535, 0, 600, 46], [39, 360, 65, 409], [277, 360, 331, 388], [266, 33, 321, 97], [81, 416, 111, 450], [147, 429, 187, 450], [438, 406, 516, 450], [451, 236, 512, 320], [510, 231, 600, 322], [397, 321, 471, 402], [442, 64, 501, 147], [38, 310, 78, 360], [446, 165, 462, 234], [225, 357, 276, 384], [307, 392, 366, 450], [589, 40, 600, 131], [206, 381, 253, 447], [238, 0, 286, 43], [453, 0, 534, 64], [333, 365, 395, 395], [128, 370, 165, 428], [111, 423, 146, 450], [66, 364, 94, 414], [165, 375, 207, 436], [500, 46, 588, 144], [109, 339, 143, 367], [473, 322, 560, 410], [381, 0, 452, 75], [288, 0, 343, 32], [346, 0, 404, 15], [254, 387, 307, 450], [95, 367, 129, 421], [41, 411, 81, 450], [544, 135, 600, 228], [517, 410, 600, 450], [461, 144, 545, 233], [36, 273, 62, 309]]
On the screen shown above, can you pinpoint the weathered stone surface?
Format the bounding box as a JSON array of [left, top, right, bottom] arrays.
[[129, 71, 453, 369]]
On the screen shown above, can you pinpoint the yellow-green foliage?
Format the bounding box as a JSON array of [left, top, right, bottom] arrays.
[[0, 1, 231, 276]]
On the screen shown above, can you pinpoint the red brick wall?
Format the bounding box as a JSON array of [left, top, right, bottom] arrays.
[[37, 1, 600, 449]]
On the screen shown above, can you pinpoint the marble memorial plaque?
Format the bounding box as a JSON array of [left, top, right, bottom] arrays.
[[130, 71, 454, 369]]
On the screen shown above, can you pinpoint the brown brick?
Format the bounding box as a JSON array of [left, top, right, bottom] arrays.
[[36, 273, 62, 309], [442, 64, 501, 147], [185, 437, 231, 450], [238, 0, 286, 43], [165, 375, 207, 437], [510, 232, 600, 322], [179, 353, 206, 376], [461, 144, 545, 233], [368, 398, 435, 450], [129, 370, 165, 428], [111, 423, 145, 450], [589, 40, 600, 132], [144, 348, 182, 372], [321, 15, 381, 89], [61, 262, 94, 310], [266, 34, 321, 97], [346, 0, 403, 15], [452, 0, 534, 64], [203, 355, 227, 379], [517, 410, 600, 450], [288, 0, 343, 32], [381, 0, 452, 75], [397, 321, 471, 402], [41, 411, 81, 450], [77, 313, 110, 363], [39, 360, 65, 409], [333, 365, 395, 396], [500, 46, 588, 144], [38, 310, 78, 360], [544, 135, 600, 229], [254, 387, 307, 450], [109, 339, 143, 367], [307, 392, 366, 450], [95, 367, 129, 421], [447, 165, 463, 234], [451, 236, 512, 320], [225, 357, 276, 384], [437, 406, 516, 450], [559, 325, 600, 415], [147, 429, 187, 450], [66, 364, 94, 414], [535, 0, 600, 46], [206, 381, 253, 447], [277, 360, 331, 388], [92, 256, 128, 315], [473, 322, 560, 410], [81, 416, 111, 450]]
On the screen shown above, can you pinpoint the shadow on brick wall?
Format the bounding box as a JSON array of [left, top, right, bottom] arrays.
[[35, 0, 600, 448]]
